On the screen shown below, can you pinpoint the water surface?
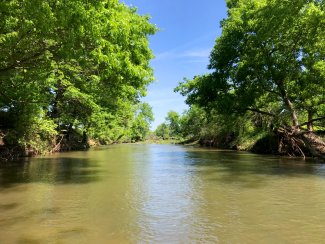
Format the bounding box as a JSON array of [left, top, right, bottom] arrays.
[[0, 144, 325, 243]]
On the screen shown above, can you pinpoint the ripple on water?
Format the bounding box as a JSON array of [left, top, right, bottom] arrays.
[[0, 144, 325, 243]]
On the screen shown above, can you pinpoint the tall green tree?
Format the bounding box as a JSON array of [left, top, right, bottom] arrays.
[[155, 111, 182, 139], [0, 0, 157, 153], [177, 0, 324, 130], [165, 111, 181, 137], [130, 103, 154, 141], [179, 105, 207, 138], [155, 123, 170, 139]]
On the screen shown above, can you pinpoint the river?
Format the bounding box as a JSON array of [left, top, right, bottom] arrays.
[[0, 144, 325, 243]]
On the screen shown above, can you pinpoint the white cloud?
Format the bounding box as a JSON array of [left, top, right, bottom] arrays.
[[182, 48, 211, 58], [149, 97, 184, 106], [154, 48, 210, 60], [153, 47, 211, 64]]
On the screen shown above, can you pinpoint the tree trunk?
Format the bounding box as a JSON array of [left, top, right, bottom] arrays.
[[277, 81, 299, 128], [307, 110, 313, 132], [49, 81, 64, 119]]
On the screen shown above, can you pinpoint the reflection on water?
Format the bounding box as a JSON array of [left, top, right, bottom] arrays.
[[0, 157, 100, 187], [0, 144, 325, 243]]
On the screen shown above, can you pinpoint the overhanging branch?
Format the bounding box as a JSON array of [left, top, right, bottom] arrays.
[[299, 116, 325, 128], [246, 108, 276, 117]]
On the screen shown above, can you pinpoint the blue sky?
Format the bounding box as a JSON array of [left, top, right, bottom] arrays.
[[123, 0, 228, 129]]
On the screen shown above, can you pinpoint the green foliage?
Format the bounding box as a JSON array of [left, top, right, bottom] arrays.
[[179, 105, 206, 138], [165, 111, 182, 137], [177, 0, 324, 129], [155, 110, 184, 140], [130, 103, 154, 141], [155, 123, 171, 140], [175, 0, 324, 150], [0, 0, 156, 154]]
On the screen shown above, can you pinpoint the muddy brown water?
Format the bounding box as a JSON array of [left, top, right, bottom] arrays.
[[0, 144, 325, 243]]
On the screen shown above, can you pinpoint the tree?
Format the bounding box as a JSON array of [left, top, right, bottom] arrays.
[[154, 111, 184, 140], [176, 0, 325, 158], [165, 111, 182, 138], [130, 103, 154, 141], [179, 105, 207, 138], [0, 0, 157, 154], [155, 123, 170, 140], [177, 0, 325, 130]]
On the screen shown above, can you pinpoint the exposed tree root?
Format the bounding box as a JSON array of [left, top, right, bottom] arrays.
[[300, 131, 325, 161], [276, 127, 325, 161]]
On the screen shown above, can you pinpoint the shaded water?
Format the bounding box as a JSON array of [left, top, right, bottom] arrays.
[[0, 144, 325, 243]]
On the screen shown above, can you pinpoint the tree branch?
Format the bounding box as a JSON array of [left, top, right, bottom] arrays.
[[0, 51, 46, 74], [299, 116, 325, 128], [246, 108, 276, 117], [0, 43, 59, 75], [0, 89, 48, 105]]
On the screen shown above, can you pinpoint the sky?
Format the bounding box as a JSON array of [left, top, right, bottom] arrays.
[[122, 0, 228, 129]]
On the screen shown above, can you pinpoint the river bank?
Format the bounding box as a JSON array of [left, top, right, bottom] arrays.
[[1, 128, 324, 162], [179, 129, 325, 162]]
